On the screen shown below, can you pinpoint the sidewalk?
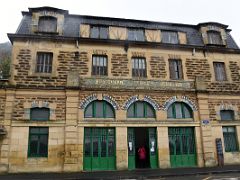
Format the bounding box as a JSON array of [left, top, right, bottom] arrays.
[[0, 165, 240, 180]]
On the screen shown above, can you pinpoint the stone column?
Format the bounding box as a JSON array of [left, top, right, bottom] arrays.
[[116, 127, 128, 170], [63, 90, 82, 172], [157, 126, 170, 168], [0, 89, 15, 172], [197, 93, 217, 167]]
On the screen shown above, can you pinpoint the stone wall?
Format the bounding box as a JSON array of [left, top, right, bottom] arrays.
[[12, 95, 66, 121], [0, 93, 6, 123], [111, 54, 129, 77], [150, 56, 166, 79], [186, 58, 211, 81]]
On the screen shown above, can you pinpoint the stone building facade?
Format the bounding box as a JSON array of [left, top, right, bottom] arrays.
[[0, 6, 239, 172]]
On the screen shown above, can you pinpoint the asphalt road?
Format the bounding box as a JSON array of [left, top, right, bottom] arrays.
[[0, 172, 240, 180]]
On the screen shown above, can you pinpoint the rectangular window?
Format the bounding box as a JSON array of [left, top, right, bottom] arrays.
[[36, 52, 53, 73], [92, 55, 108, 76], [128, 29, 145, 41], [223, 126, 238, 152], [30, 107, 50, 121], [132, 57, 147, 77], [207, 31, 222, 45], [213, 62, 227, 81], [220, 110, 235, 120], [90, 26, 108, 39], [169, 59, 183, 80], [28, 127, 48, 157], [161, 31, 179, 44]]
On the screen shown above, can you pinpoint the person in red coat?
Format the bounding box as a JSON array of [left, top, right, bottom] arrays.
[[138, 146, 146, 168]]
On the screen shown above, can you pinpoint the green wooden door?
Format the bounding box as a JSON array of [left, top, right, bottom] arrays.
[[83, 128, 116, 171], [128, 128, 136, 170], [148, 128, 158, 168], [168, 127, 197, 168]]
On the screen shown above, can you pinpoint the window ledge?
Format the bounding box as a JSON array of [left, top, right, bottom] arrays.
[[167, 118, 194, 121], [35, 31, 59, 35], [30, 73, 56, 78], [84, 118, 115, 121], [127, 118, 156, 121]]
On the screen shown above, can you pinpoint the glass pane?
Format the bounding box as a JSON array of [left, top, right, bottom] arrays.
[[175, 103, 183, 118], [108, 136, 115, 157], [85, 103, 93, 118], [100, 27, 108, 39], [222, 127, 227, 133], [146, 104, 155, 118], [175, 135, 181, 155], [90, 26, 99, 38], [31, 108, 50, 121], [136, 102, 144, 117], [84, 136, 91, 156], [101, 130, 107, 157], [183, 105, 192, 118], [92, 136, 99, 157], [30, 128, 39, 134], [95, 101, 104, 117], [29, 135, 38, 155], [167, 105, 173, 118], [39, 127, 48, 134], [127, 104, 134, 118], [39, 135, 48, 156], [220, 110, 234, 120], [106, 103, 114, 118]]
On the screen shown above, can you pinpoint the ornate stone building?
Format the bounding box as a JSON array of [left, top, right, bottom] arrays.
[[0, 6, 239, 172]]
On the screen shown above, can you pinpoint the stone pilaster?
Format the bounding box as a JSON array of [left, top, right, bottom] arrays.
[[0, 89, 15, 172], [116, 127, 128, 170], [157, 126, 170, 168], [197, 93, 217, 167], [63, 90, 82, 172]]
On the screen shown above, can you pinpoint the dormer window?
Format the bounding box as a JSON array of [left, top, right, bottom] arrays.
[[90, 26, 108, 39], [161, 31, 179, 44], [128, 29, 145, 41], [38, 16, 57, 33], [207, 31, 222, 45]]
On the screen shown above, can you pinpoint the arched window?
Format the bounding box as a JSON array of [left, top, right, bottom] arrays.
[[127, 101, 155, 118], [220, 110, 234, 120], [30, 107, 50, 121], [84, 100, 115, 118], [38, 16, 57, 33], [167, 102, 193, 119]]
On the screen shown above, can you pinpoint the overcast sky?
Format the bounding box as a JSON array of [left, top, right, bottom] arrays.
[[1, 0, 240, 46]]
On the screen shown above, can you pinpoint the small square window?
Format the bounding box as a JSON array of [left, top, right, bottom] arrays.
[[169, 59, 183, 80], [132, 58, 147, 78], [30, 107, 50, 121], [92, 55, 108, 76], [36, 52, 53, 73], [220, 110, 234, 120]]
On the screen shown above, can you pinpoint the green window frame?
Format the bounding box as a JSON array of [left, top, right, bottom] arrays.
[[167, 102, 193, 119], [84, 100, 115, 118], [127, 101, 155, 118], [30, 107, 50, 121], [28, 127, 49, 158], [223, 126, 239, 152]]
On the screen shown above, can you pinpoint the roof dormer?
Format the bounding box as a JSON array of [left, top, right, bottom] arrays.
[[27, 6, 68, 35], [198, 22, 228, 46]]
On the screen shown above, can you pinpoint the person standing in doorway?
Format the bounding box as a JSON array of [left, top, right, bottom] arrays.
[[138, 146, 146, 168]]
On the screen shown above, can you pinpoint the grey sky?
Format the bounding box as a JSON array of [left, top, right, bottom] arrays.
[[1, 0, 239, 46]]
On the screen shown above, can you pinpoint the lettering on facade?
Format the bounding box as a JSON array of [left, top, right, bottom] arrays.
[[79, 94, 97, 109], [162, 96, 197, 111], [102, 95, 119, 110], [81, 78, 192, 91], [122, 95, 139, 110], [143, 96, 160, 110]]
